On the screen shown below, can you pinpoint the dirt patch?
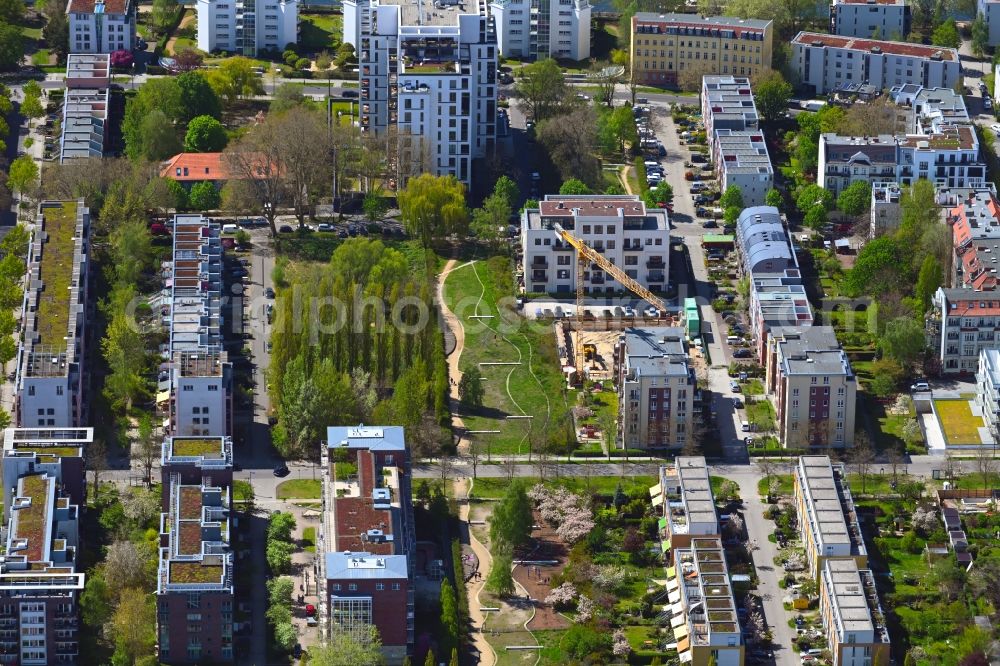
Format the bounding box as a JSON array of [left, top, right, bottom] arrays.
[[513, 511, 572, 632]]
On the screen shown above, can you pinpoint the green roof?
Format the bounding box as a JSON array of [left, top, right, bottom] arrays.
[[170, 562, 223, 584], [35, 202, 78, 348], [172, 438, 223, 458], [15, 446, 80, 461], [14, 475, 50, 562]]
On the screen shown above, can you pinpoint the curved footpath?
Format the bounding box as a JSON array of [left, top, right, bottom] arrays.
[[438, 259, 496, 665]]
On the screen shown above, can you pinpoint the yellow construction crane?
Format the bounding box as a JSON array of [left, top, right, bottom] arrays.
[[553, 223, 670, 381]]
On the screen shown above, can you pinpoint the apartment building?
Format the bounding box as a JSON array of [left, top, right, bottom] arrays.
[[317, 426, 414, 663], [164, 215, 232, 438], [701, 76, 758, 140], [15, 201, 92, 429], [67, 0, 136, 53], [489, 0, 591, 61], [613, 328, 695, 451], [948, 187, 1000, 291], [977, 0, 1000, 47], [353, 2, 497, 185], [735, 206, 796, 277], [61, 55, 111, 162], [764, 327, 857, 449], [712, 129, 773, 207], [870, 181, 902, 237], [156, 472, 234, 664], [897, 86, 970, 134], [196, 0, 298, 55], [830, 0, 910, 39], [818, 559, 891, 666], [793, 456, 867, 581], [2, 427, 91, 517], [791, 32, 960, 96], [520, 195, 670, 295], [161, 436, 234, 496], [927, 287, 1000, 374], [652, 457, 718, 555], [976, 349, 1000, 439], [665, 537, 743, 666], [0, 469, 85, 666], [748, 271, 814, 362], [630, 14, 773, 87], [818, 127, 985, 197]]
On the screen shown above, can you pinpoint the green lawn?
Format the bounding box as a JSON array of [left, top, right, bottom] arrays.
[[934, 399, 985, 445], [299, 13, 343, 52], [31, 49, 51, 66], [301, 526, 316, 553], [746, 399, 776, 432], [757, 473, 794, 498], [743, 378, 764, 395], [443, 256, 571, 455], [469, 475, 656, 500], [275, 478, 322, 499]]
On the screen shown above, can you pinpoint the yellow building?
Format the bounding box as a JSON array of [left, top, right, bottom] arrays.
[[630, 13, 773, 88]]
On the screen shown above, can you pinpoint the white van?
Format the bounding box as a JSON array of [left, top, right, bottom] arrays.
[[741, 420, 750, 432], [727, 335, 740, 345], [222, 224, 239, 234]]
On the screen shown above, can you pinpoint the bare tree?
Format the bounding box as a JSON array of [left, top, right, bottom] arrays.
[[976, 447, 998, 489], [838, 97, 906, 136], [502, 455, 517, 483], [848, 434, 876, 495], [224, 122, 287, 237], [273, 107, 333, 227], [590, 60, 620, 107], [757, 457, 776, 500], [537, 105, 603, 189], [87, 437, 108, 504], [132, 415, 159, 488], [885, 445, 906, 485], [677, 62, 717, 92], [438, 454, 454, 487], [468, 437, 482, 480]]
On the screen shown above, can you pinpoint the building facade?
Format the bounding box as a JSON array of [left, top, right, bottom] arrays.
[[977, 0, 1000, 47], [156, 473, 234, 664], [67, 0, 136, 53], [830, 0, 910, 39], [713, 129, 773, 207], [354, 3, 497, 185], [976, 348, 1000, 441], [927, 287, 1000, 374], [196, 0, 298, 55], [818, 559, 890, 666], [489, 0, 590, 61], [665, 537, 744, 666], [701, 75, 759, 140], [15, 201, 92, 429], [949, 187, 1000, 291], [793, 456, 867, 581], [317, 426, 414, 663], [791, 32, 960, 95], [614, 328, 695, 451], [630, 14, 772, 87], [164, 215, 233, 438], [870, 181, 902, 237], [520, 195, 670, 295], [764, 327, 857, 449], [652, 457, 719, 555]]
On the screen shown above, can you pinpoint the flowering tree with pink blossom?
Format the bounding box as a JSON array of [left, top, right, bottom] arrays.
[[612, 629, 631, 657], [528, 484, 595, 545], [544, 582, 578, 610], [575, 595, 595, 622]]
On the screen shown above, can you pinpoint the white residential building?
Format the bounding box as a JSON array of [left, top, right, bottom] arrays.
[[791, 32, 960, 95], [15, 201, 92, 429], [830, 0, 910, 39], [978, 0, 1000, 47], [712, 129, 773, 207], [520, 195, 670, 295], [196, 0, 298, 55], [353, 3, 497, 185], [701, 75, 759, 140], [819, 560, 891, 666], [870, 181, 902, 237], [928, 287, 1000, 374], [489, 0, 590, 61], [165, 214, 233, 437], [976, 348, 1000, 438], [652, 457, 719, 552], [67, 0, 136, 53], [613, 328, 695, 451]]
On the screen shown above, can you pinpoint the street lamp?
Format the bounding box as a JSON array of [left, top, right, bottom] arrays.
[[131, 62, 136, 90]]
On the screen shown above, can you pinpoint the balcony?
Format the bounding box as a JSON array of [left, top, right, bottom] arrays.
[[531, 258, 548, 268], [531, 270, 548, 281], [647, 257, 666, 268]]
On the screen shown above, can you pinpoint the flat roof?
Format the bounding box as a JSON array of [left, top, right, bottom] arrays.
[[524, 195, 668, 232], [792, 31, 958, 61], [661, 456, 718, 531], [773, 326, 853, 376], [326, 552, 409, 580], [796, 456, 866, 556], [158, 480, 232, 592], [65, 53, 110, 84], [61, 87, 109, 161], [326, 425, 407, 452], [834, 0, 904, 5], [821, 559, 889, 643], [168, 214, 226, 362], [9, 474, 52, 563], [620, 327, 690, 379], [715, 129, 773, 175], [163, 436, 232, 466], [379, 0, 479, 28], [3, 427, 91, 461], [673, 536, 741, 643], [634, 12, 772, 31]]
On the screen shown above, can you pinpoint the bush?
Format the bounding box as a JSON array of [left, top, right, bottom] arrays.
[[295, 57, 310, 70], [559, 624, 612, 660]]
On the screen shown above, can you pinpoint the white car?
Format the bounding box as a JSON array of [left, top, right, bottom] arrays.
[[991, 124, 1000, 134]]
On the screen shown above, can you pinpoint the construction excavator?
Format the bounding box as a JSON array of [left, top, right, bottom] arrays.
[[552, 223, 674, 383]]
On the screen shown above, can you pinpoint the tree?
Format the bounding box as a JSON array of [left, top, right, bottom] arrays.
[[486, 552, 516, 597], [176, 71, 221, 121], [0, 0, 24, 23], [765, 188, 783, 209], [804, 205, 827, 230], [537, 105, 602, 189], [110, 590, 156, 663], [838, 97, 903, 136], [470, 193, 510, 250], [719, 185, 744, 210], [837, 180, 871, 217], [439, 579, 460, 657], [266, 539, 295, 574], [931, 19, 960, 48], [166, 178, 189, 210], [150, 0, 179, 36], [0, 21, 23, 71], [976, 446, 998, 488], [849, 438, 876, 494], [845, 235, 905, 297], [869, 357, 905, 398], [642, 181, 673, 209], [398, 173, 469, 247], [189, 181, 221, 210], [796, 183, 834, 214], [209, 56, 264, 105], [606, 105, 638, 153], [271, 82, 309, 113], [914, 255, 942, 315], [268, 511, 297, 542], [458, 366, 485, 409], [80, 575, 112, 629], [42, 11, 69, 63], [104, 540, 153, 596], [183, 115, 228, 152], [493, 175, 520, 211], [20, 94, 44, 128], [972, 15, 990, 59], [174, 47, 205, 73], [137, 109, 182, 161], [559, 179, 592, 195], [754, 71, 793, 123], [489, 481, 533, 552], [879, 317, 926, 369], [132, 414, 158, 486], [310, 626, 386, 666], [7, 156, 38, 214], [514, 58, 568, 122]]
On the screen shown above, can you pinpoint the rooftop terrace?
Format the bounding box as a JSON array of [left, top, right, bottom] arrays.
[[158, 475, 232, 593], [11, 474, 51, 563], [33, 201, 80, 351]]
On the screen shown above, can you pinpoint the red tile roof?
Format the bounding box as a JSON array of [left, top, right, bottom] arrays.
[[947, 298, 1000, 316], [161, 153, 231, 182], [792, 31, 958, 60], [67, 0, 132, 14]]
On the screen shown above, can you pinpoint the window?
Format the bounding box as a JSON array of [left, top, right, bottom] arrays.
[[332, 584, 341, 591], [392, 582, 401, 590], [56, 385, 63, 396], [348, 583, 357, 591], [183, 384, 194, 391], [376, 583, 385, 591]]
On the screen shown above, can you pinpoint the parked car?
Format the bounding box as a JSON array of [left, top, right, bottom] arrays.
[[341, 89, 359, 98], [317, 223, 334, 232], [911, 381, 930, 392], [702, 220, 718, 228], [272, 464, 290, 477], [730, 380, 741, 392], [278, 225, 293, 233], [265, 287, 275, 298]]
